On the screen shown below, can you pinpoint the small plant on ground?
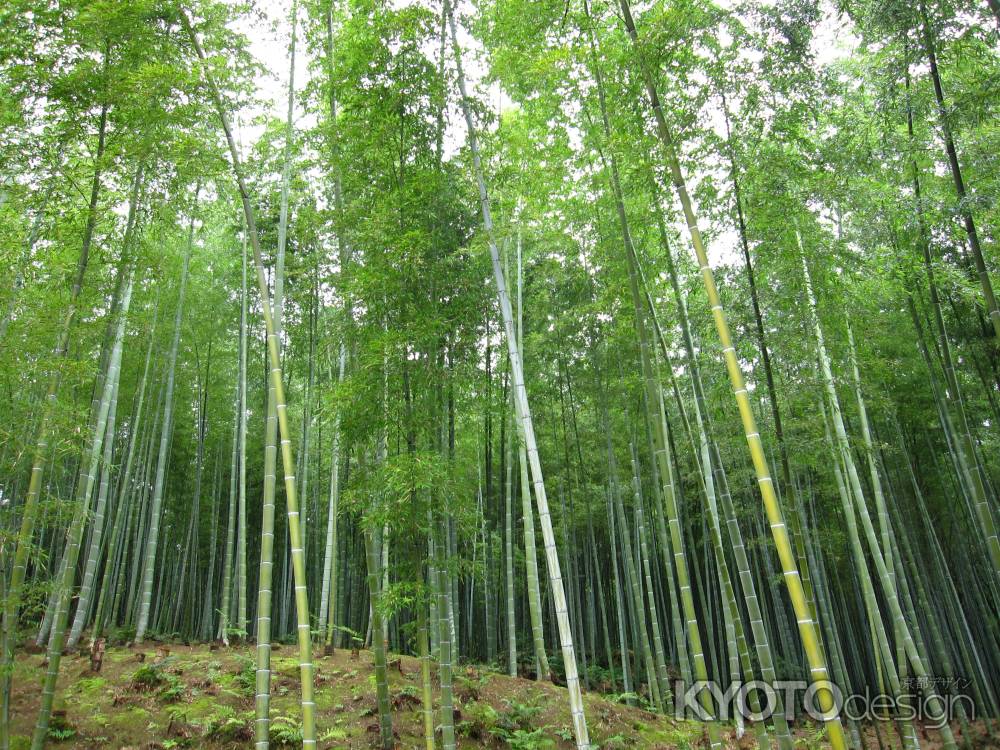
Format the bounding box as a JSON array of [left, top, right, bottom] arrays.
[[391, 682, 422, 709], [45, 712, 76, 742], [205, 711, 253, 743], [233, 654, 255, 695], [107, 626, 135, 646], [504, 727, 556, 750], [497, 697, 544, 730], [330, 623, 363, 649], [598, 734, 631, 749], [223, 624, 248, 642], [609, 691, 655, 712], [492, 697, 553, 748], [457, 701, 500, 740], [269, 716, 303, 746], [74, 676, 107, 695], [455, 670, 491, 701], [130, 663, 167, 690], [320, 727, 347, 742], [158, 674, 185, 703], [555, 725, 573, 741]]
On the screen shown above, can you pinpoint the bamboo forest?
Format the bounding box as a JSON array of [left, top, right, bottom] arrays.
[[1, 0, 999, 747]]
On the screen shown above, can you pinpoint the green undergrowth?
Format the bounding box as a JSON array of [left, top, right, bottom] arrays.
[[6, 644, 736, 748]]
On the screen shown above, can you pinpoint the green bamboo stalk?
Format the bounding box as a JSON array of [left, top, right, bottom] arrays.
[[319, 3, 351, 648], [182, 11, 316, 747], [518, 436, 549, 678], [630, 455, 672, 707], [0, 99, 110, 748], [801, 241, 950, 750], [67, 167, 145, 648], [32, 271, 134, 749], [605, 486, 634, 704], [321, 344, 346, 647], [365, 523, 393, 749], [611, 455, 662, 709], [615, 4, 847, 747], [417, 602, 435, 750], [505, 390, 517, 677], [513, 231, 549, 677], [645, 225, 793, 748], [94, 300, 159, 641], [437, 522, 457, 750], [252, 0, 298, 734], [237, 223, 249, 636], [135, 205, 196, 641], [201, 445, 223, 639], [918, 0, 1000, 344], [219, 380, 239, 643], [446, 2, 589, 743], [902, 60, 1000, 588], [818, 396, 918, 749], [65, 363, 120, 649]]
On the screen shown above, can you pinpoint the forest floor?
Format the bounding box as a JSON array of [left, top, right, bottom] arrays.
[[5, 643, 991, 749]]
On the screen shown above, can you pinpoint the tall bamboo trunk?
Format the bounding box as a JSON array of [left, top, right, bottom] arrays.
[[32, 271, 134, 748], [321, 343, 346, 647], [0, 97, 110, 747], [183, 12, 316, 746], [135, 200, 197, 641], [799, 236, 953, 750], [505, 389, 517, 677], [919, 1, 1000, 343], [445, 2, 590, 744], [237, 224, 249, 634], [614, 3, 847, 747], [903, 58, 1000, 589]]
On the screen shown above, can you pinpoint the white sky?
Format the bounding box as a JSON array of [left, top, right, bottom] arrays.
[[232, 0, 497, 157], [233, 0, 858, 270]]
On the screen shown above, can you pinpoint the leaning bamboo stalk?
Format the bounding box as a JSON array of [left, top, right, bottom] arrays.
[[643, 229, 793, 747], [94, 299, 159, 642], [614, 3, 847, 748], [800, 238, 951, 750], [719, 99, 817, 620], [445, 2, 590, 745], [253, 0, 297, 740], [181, 11, 316, 747], [584, 14, 710, 719], [67, 168, 147, 650], [65, 366, 120, 649]]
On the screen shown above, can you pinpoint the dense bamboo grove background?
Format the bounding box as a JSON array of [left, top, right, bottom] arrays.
[[0, 0, 998, 748]]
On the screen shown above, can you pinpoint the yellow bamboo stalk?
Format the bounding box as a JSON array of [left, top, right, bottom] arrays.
[[615, 3, 848, 748]]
